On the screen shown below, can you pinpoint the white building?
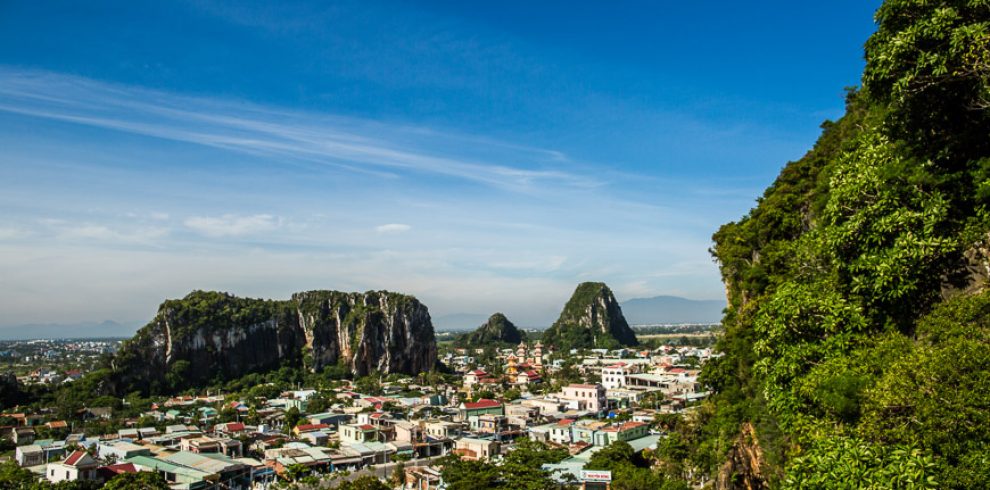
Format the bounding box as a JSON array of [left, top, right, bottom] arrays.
[[339, 423, 379, 444], [15, 444, 43, 467], [559, 383, 607, 413], [601, 362, 632, 389], [46, 450, 98, 483], [425, 420, 462, 439], [463, 369, 488, 387]]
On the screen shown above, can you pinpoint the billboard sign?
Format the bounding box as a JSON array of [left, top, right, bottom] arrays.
[[581, 470, 612, 482]]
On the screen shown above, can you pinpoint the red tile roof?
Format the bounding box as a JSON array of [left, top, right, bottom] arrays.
[[295, 423, 330, 433], [358, 424, 376, 431], [101, 463, 137, 475], [463, 399, 502, 410], [64, 450, 92, 467], [220, 422, 245, 432], [468, 370, 488, 376]]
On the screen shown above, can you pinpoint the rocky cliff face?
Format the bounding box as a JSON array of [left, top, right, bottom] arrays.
[[111, 290, 437, 394], [460, 312, 526, 347], [542, 282, 638, 350], [717, 423, 768, 490]]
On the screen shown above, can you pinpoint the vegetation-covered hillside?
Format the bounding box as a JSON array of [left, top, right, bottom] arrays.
[[542, 282, 638, 350], [110, 289, 437, 396], [674, 1, 990, 488], [456, 313, 527, 348]]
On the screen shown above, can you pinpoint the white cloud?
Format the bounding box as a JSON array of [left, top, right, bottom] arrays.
[[184, 214, 280, 237], [0, 68, 595, 192], [375, 223, 411, 234], [0, 228, 30, 240], [54, 224, 168, 244]]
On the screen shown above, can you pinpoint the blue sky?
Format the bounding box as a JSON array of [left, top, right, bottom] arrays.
[[0, 1, 880, 329]]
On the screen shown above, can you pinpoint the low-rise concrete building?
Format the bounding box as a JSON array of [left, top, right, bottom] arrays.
[[15, 444, 43, 467], [454, 438, 500, 461], [46, 450, 98, 483], [457, 399, 503, 421], [97, 440, 152, 462], [339, 423, 379, 444]]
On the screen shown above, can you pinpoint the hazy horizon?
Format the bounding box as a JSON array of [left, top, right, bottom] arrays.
[[0, 292, 725, 335]]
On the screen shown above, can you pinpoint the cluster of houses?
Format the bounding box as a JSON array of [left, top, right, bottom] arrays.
[[2, 342, 714, 489]]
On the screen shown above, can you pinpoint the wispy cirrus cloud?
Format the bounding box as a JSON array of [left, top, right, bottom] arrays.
[[0, 67, 599, 192], [0, 227, 31, 240], [184, 214, 281, 237], [37, 220, 169, 245], [375, 223, 411, 234]]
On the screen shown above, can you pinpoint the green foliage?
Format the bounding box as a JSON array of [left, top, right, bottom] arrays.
[[353, 375, 383, 396], [0, 461, 38, 488], [703, 2, 990, 487], [103, 471, 171, 490], [585, 440, 682, 490], [439, 439, 567, 490], [439, 455, 500, 490], [159, 290, 282, 341], [819, 130, 957, 325], [542, 282, 638, 351], [503, 388, 522, 402], [165, 360, 190, 392], [0, 461, 101, 489], [864, 0, 990, 165], [858, 292, 990, 488], [457, 313, 526, 348], [333, 475, 391, 490], [783, 436, 940, 490], [284, 406, 301, 431]]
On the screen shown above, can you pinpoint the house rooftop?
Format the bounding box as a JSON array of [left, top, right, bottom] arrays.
[[63, 450, 97, 467], [463, 399, 501, 410]]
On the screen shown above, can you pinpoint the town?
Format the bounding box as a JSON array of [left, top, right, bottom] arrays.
[[0, 334, 718, 489]]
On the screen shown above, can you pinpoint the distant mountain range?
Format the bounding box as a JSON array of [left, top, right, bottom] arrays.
[[620, 295, 725, 325], [0, 320, 138, 340], [433, 294, 725, 332]]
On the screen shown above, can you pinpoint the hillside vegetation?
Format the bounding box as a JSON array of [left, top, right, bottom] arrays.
[[671, 1, 990, 488], [456, 313, 527, 348], [542, 282, 639, 350]]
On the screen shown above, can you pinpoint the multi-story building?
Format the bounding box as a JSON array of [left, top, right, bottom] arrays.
[[601, 362, 632, 389], [559, 384, 607, 413]]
